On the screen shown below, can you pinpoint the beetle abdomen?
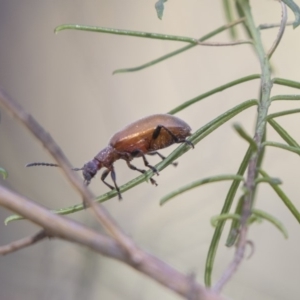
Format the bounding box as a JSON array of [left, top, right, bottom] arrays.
[[110, 114, 191, 154]]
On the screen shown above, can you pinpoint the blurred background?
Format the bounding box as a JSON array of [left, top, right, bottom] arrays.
[[0, 1, 300, 299]]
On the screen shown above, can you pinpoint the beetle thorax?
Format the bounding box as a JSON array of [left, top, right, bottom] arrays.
[[94, 145, 118, 168]]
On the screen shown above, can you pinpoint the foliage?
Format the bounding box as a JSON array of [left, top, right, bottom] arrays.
[[2, 0, 300, 298]]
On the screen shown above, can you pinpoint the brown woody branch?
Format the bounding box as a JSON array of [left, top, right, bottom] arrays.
[[0, 86, 141, 261], [0, 185, 223, 300], [0, 229, 48, 255], [0, 86, 226, 299]]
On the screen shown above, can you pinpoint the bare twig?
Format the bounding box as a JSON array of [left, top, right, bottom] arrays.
[[0, 185, 224, 300], [0, 230, 48, 255], [267, 1, 288, 59], [0, 87, 141, 262], [259, 21, 293, 30]]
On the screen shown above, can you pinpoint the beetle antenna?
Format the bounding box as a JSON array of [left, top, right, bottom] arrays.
[[26, 162, 82, 171], [26, 162, 60, 168], [72, 167, 83, 171]]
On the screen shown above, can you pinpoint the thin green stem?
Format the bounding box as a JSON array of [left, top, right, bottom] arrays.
[[114, 18, 245, 74], [205, 145, 252, 287], [222, 0, 237, 39], [259, 169, 300, 223], [252, 209, 288, 239], [233, 123, 257, 151], [226, 195, 244, 247], [0, 167, 8, 179], [55, 24, 211, 44], [168, 74, 260, 114], [213, 0, 273, 292], [263, 141, 300, 155], [267, 1, 287, 59], [282, 0, 300, 28], [267, 108, 300, 120], [271, 94, 300, 101], [268, 119, 300, 147], [160, 175, 244, 205], [259, 21, 294, 30], [273, 77, 300, 89], [255, 177, 282, 185], [211, 213, 241, 227]]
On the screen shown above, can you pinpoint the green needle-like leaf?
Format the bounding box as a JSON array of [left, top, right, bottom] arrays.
[[268, 119, 300, 148], [169, 74, 260, 114], [255, 177, 282, 185], [271, 94, 300, 101], [252, 209, 288, 239], [273, 77, 300, 89], [226, 195, 244, 247], [160, 175, 244, 205], [191, 100, 257, 145], [267, 108, 300, 120], [55, 24, 200, 44], [211, 213, 241, 227], [282, 0, 300, 28], [154, 100, 257, 177], [0, 167, 8, 179], [263, 141, 300, 155], [259, 170, 300, 223], [235, 0, 253, 39], [113, 18, 245, 74], [155, 0, 168, 20], [233, 123, 257, 151], [205, 145, 252, 287], [222, 0, 237, 39]]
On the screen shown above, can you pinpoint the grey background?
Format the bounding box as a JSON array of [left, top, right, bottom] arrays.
[[0, 1, 300, 299]]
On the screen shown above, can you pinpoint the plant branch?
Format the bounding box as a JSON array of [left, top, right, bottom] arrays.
[[0, 230, 48, 255], [213, 0, 274, 292], [0, 87, 142, 262], [0, 185, 224, 300], [55, 24, 252, 47]]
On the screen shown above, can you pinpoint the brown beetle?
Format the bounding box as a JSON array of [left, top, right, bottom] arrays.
[[27, 114, 193, 199]]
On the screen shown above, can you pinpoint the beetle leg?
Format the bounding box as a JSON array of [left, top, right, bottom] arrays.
[[125, 160, 158, 186], [147, 151, 178, 167], [152, 125, 194, 148], [101, 168, 122, 200], [101, 169, 114, 190], [110, 167, 122, 200], [131, 149, 159, 175]]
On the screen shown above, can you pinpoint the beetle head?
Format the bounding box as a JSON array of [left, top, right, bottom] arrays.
[[82, 159, 100, 185]]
